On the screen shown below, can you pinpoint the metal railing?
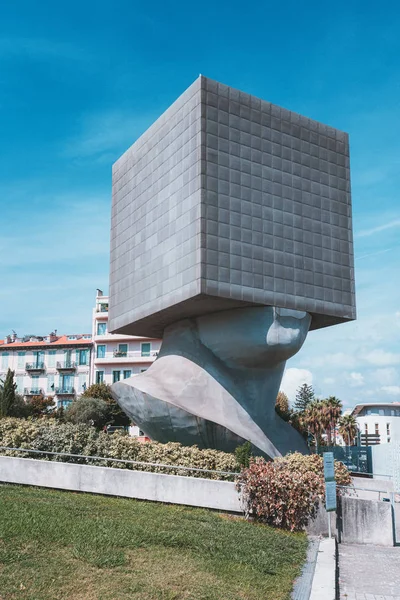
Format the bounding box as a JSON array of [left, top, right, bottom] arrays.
[[0, 446, 239, 479], [56, 361, 76, 370], [55, 387, 75, 395], [25, 362, 45, 371], [23, 388, 43, 396], [104, 350, 158, 359]]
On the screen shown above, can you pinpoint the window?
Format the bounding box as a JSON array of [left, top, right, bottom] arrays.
[[77, 349, 88, 365], [79, 373, 87, 392], [1, 353, 9, 370], [31, 375, 39, 393], [123, 370, 131, 379], [141, 342, 151, 357], [118, 344, 128, 356], [17, 352, 25, 368], [47, 374, 55, 393], [97, 322, 106, 335], [33, 350, 44, 367], [96, 371, 104, 384], [48, 350, 56, 368], [113, 370, 121, 383], [375, 423, 379, 435], [364, 423, 368, 434], [386, 423, 390, 435], [16, 375, 24, 393], [97, 345, 106, 359]]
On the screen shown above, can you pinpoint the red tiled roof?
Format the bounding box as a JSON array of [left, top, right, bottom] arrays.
[[0, 335, 93, 349]]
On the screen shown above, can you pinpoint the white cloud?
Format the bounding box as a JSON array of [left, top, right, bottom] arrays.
[[300, 352, 358, 369], [63, 110, 156, 161], [357, 218, 400, 238], [381, 386, 400, 396], [323, 377, 335, 384], [281, 368, 313, 405], [347, 372, 365, 387], [373, 368, 399, 385], [364, 349, 400, 366]]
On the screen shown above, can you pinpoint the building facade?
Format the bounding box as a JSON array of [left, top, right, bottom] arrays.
[[352, 403, 400, 446], [90, 290, 161, 387], [0, 332, 92, 407]]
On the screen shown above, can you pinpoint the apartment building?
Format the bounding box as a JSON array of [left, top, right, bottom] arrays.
[[90, 290, 161, 386], [352, 402, 400, 445], [0, 332, 92, 407]]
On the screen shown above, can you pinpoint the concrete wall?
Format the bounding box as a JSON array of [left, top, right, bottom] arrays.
[[371, 443, 400, 490], [0, 456, 242, 513], [338, 496, 395, 546]]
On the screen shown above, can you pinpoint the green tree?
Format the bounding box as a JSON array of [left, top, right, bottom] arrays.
[[0, 369, 17, 418], [27, 395, 56, 418], [338, 414, 358, 446], [294, 384, 315, 413], [275, 391, 290, 421], [65, 397, 109, 428], [323, 396, 342, 445], [81, 382, 130, 427]]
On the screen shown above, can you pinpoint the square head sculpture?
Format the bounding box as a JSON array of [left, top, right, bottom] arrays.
[[109, 76, 355, 337]]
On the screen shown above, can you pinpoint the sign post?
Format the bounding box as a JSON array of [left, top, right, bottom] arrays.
[[323, 452, 336, 538]]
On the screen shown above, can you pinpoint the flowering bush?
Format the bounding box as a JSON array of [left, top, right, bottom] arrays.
[[0, 418, 238, 479], [238, 452, 352, 531]]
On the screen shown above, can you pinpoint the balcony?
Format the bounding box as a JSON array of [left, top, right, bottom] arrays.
[[25, 362, 45, 372], [94, 350, 158, 363], [55, 387, 75, 395], [96, 303, 109, 313], [24, 388, 44, 396], [56, 361, 77, 371]]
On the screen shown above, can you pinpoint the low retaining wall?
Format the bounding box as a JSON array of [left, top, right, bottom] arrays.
[[0, 456, 243, 513], [338, 496, 395, 546]]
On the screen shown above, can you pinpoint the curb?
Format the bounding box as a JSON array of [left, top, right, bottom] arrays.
[[309, 537, 336, 600]]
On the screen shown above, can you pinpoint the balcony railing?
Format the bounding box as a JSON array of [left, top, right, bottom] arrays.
[[56, 361, 77, 371], [25, 362, 45, 372], [55, 387, 75, 395], [24, 388, 43, 396], [108, 350, 158, 359]]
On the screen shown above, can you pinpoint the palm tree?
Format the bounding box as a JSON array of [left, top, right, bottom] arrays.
[[302, 400, 329, 449], [338, 414, 358, 446], [323, 396, 342, 446]]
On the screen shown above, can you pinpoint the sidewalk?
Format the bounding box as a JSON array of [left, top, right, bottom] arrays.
[[339, 543, 400, 600]]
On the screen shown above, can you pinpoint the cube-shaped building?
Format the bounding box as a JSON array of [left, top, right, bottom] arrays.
[[109, 76, 355, 337]]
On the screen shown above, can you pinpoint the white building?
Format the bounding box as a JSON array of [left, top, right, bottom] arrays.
[[90, 290, 161, 386], [0, 332, 92, 407], [352, 402, 400, 445]]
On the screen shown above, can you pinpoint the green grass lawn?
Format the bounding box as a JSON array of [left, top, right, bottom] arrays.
[[0, 484, 307, 600]]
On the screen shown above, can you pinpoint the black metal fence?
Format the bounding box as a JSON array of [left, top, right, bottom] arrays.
[[318, 445, 372, 474]]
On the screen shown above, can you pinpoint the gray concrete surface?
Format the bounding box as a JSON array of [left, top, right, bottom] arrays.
[[109, 75, 355, 338], [0, 456, 242, 512], [309, 538, 336, 600], [339, 496, 395, 546], [339, 543, 400, 599]]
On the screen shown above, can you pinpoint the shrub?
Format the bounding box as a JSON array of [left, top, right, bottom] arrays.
[[238, 452, 352, 531], [235, 441, 253, 468], [238, 457, 323, 531], [65, 397, 109, 429], [0, 418, 238, 478], [275, 452, 351, 487]]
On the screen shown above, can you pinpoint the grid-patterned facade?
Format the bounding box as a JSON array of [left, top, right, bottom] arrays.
[[109, 76, 356, 337]]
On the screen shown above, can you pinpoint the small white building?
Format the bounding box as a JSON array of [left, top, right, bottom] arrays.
[[352, 402, 400, 445], [0, 332, 92, 407], [90, 290, 161, 386]]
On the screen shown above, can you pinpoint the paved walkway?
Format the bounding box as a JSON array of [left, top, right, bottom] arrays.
[[339, 543, 400, 599]]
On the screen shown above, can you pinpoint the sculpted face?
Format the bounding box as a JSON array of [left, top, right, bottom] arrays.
[[196, 307, 311, 369], [112, 306, 311, 457]]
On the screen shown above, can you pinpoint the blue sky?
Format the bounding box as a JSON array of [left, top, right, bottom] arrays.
[[0, 0, 399, 407]]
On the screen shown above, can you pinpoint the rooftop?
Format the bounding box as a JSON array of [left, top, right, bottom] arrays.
[[352, 402, 400, 417], [0, 334, 93, 349]]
